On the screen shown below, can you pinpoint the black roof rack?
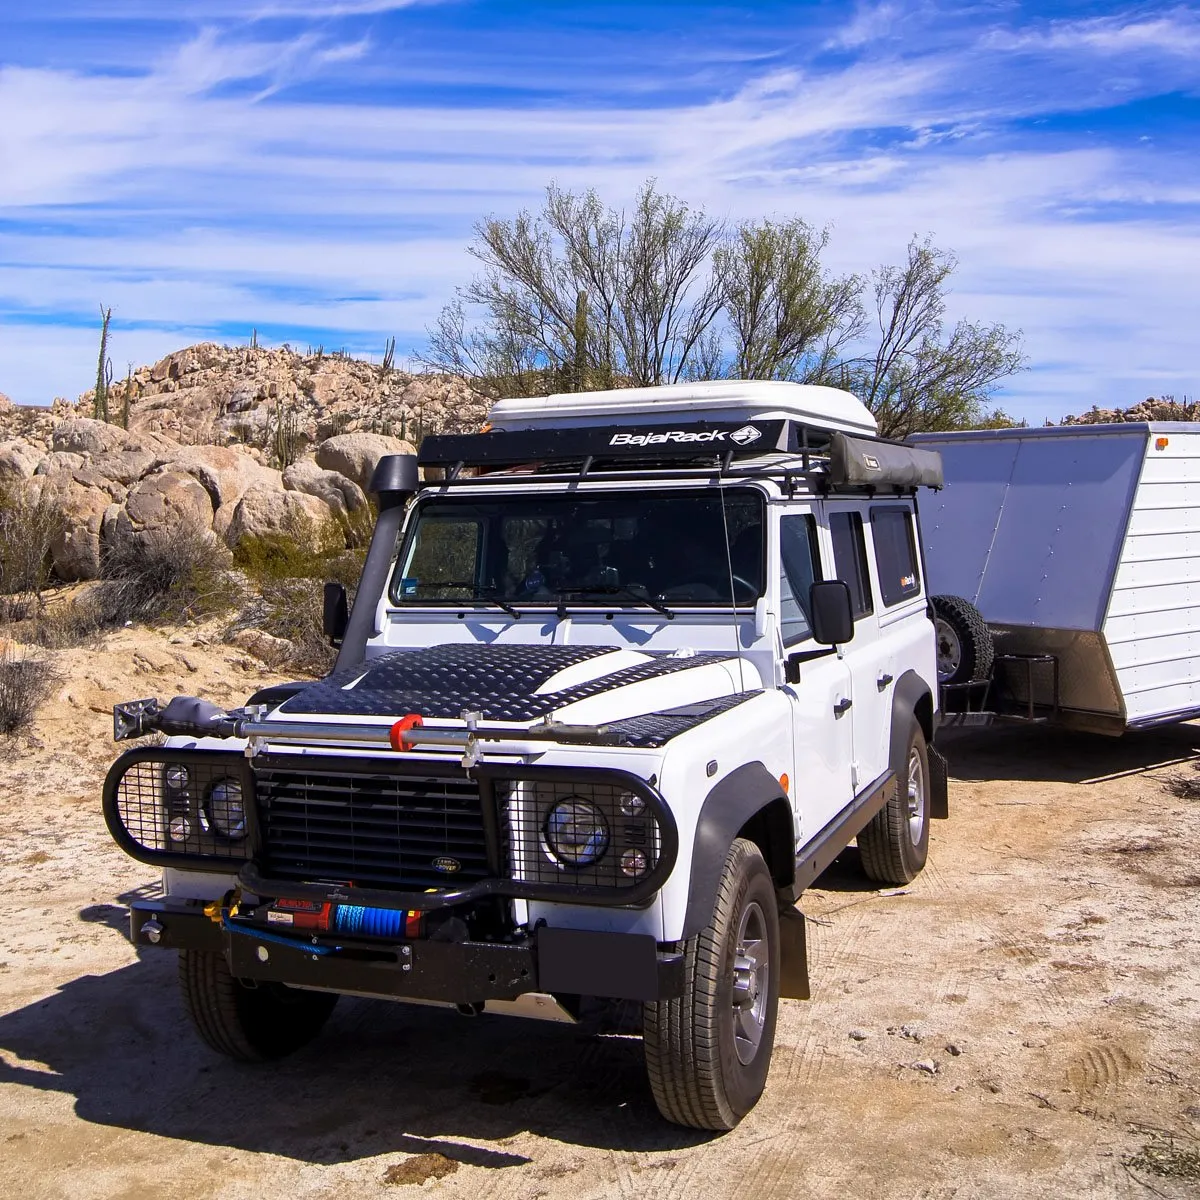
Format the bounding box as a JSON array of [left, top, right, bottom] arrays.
[[418, 418, 943, 492]]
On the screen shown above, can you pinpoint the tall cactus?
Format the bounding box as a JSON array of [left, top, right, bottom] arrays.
[[573, 290, 588, 392], [95, 305, 113, 422]]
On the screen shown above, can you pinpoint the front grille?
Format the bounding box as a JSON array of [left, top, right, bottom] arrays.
[[256, 766, 491, 891]]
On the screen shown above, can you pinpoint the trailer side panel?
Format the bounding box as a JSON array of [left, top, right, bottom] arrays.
[[1105, 430, 1200, 724]]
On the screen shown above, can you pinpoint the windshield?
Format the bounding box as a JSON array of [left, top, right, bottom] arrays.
[[390, 488, 765, 608]]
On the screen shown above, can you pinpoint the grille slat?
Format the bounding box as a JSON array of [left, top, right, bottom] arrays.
[[256, 768, 491, 890]]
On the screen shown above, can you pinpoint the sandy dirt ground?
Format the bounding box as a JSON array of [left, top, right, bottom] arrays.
[[2, 627, 1199, 1199]]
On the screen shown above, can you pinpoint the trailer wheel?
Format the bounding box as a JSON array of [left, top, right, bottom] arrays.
[[858, 721, 931, 885], [643, 838, 780, 1131], [178, 949, 338, 1061], [931, 595, 993, 685]]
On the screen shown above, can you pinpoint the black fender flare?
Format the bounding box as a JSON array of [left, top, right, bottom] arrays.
[[889, 669, 946, 819], [681, 761, 793, 940]]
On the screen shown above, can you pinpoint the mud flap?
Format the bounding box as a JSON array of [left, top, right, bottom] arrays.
[[929, 743, 950, 820], [778, 906, 810, 1000]]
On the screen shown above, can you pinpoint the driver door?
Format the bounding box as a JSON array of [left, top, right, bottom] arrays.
[[779, 508, 855, 842]]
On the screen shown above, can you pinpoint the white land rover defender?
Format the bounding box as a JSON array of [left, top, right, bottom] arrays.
[[104, 380, 947, 1131]]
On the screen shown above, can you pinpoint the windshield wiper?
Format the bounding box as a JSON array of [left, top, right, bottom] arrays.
[[558, 584, 675, 620], [417, 581, 522, 619]]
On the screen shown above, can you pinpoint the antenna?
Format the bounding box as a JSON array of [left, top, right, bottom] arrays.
[[717, 481, 747, 694]]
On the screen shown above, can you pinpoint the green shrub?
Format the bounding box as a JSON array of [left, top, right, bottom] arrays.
[[233, 509, 363, 584]]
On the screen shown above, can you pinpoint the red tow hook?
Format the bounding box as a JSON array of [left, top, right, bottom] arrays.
[[389, 713, 425, 751]]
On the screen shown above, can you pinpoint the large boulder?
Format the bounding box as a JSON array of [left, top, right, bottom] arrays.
[[51, 418, 127, 456], [0, 440, 44, 484], [36, 477, 111, 581], [314, 433, 414, 493], [283, 459, 367, 515], [51, 417, 176, 457], [124, 470, 214, 536], [154, 444, 282, 509], [223, 485, 338, 547]]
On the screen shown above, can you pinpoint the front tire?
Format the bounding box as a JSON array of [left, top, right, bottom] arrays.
[[644, 838, 780, 1130], [178, 949, 338, 1061], [858, 721, 931, 885]]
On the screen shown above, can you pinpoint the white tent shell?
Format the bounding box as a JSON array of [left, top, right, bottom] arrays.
[[914, 423, 1200, 733]]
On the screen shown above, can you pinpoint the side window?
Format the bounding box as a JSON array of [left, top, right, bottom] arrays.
[[829, 511, 873, 619], [871, 507, 921, 606], [778, 515, 821, 646]]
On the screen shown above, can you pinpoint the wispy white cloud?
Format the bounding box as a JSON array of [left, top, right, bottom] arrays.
[[824, 2, 901, 50], [987, 9, 1200, 56]]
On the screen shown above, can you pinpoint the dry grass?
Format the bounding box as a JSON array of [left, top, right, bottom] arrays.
[[0, 649, 59, 736], [0, 484, 64, 618], [95, 525, 235, 627]]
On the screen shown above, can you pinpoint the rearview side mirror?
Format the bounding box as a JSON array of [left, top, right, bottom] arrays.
[[809, 580, 854, 647], [323, 581, 349, 647]]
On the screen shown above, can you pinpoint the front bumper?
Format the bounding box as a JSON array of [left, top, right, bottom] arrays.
[[130, 898, 684, 1004]]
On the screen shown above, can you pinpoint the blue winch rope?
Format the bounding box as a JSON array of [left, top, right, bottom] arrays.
[[333, 904, 407, 938], [221, 916, 337, 955]]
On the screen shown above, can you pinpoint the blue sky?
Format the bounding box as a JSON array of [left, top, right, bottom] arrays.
[[0, 1, 1197, 422]]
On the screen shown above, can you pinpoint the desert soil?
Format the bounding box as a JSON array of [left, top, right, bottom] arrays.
[[2, 628, 1199, 1199]]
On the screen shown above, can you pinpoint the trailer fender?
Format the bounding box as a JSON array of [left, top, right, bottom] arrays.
[[681, 762, 793, 942], [890, 670, 947, 819]]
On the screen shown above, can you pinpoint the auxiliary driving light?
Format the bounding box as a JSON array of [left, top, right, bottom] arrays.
[[204, 778, 247, 840], [620, 848, 648, 877], [618, 791, 646, 817], [168, 816, 192, 842], [544, 797, 609, 867], [164, 764, 189, 791]]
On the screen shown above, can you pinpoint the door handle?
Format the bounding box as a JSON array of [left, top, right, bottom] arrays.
[[834, 697, 853, 715], [877, 673, 894, 690]]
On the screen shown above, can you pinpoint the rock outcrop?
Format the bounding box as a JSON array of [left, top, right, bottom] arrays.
[[0, 339, 494, 584]]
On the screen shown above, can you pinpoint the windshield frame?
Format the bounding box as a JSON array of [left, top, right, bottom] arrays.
[[387, 484, 768, 611]]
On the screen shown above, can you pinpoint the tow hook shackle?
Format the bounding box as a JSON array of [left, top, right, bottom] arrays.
[[389, 713, 425, 752]]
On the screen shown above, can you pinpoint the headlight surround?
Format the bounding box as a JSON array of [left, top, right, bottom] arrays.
[[543, 796, 609, 868], [204, 777, 247, 840]]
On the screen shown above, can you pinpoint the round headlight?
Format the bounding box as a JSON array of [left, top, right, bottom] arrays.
[[544, 797, 608, 867], [204, 778, 247, 840]]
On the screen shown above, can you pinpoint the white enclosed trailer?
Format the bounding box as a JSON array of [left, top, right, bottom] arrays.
[[913, 423, 1200, 734]]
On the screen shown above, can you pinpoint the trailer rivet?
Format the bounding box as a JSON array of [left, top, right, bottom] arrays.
[[256, 946, 269, 963], [402, 964, 411, 972]]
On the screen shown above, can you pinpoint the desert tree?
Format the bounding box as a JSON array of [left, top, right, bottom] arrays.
[[429, 184, 1024, 433], [716, 218, 864, 382], [424, 181, 725, 395], [837, 238, 1025, 438]]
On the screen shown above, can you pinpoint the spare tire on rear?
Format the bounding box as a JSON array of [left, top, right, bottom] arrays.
[[931, 595, 993, 685]]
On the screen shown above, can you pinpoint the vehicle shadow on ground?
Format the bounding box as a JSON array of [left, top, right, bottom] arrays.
[[941, 721, 1200, 785], [0, 947, 714, 1166]]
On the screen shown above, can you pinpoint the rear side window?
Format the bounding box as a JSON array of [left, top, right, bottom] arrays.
[[871, 507, 921, 606], [778, 515, 821, 646], [829, 511, 873, 619]]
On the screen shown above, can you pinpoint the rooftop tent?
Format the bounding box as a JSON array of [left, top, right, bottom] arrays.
[[486, 380, 879, 438]]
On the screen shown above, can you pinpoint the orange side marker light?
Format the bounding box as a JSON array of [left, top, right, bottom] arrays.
[[780, 773, 790, 794], [1156, 437, 1170, 450], [389, 713, 425, 751]]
